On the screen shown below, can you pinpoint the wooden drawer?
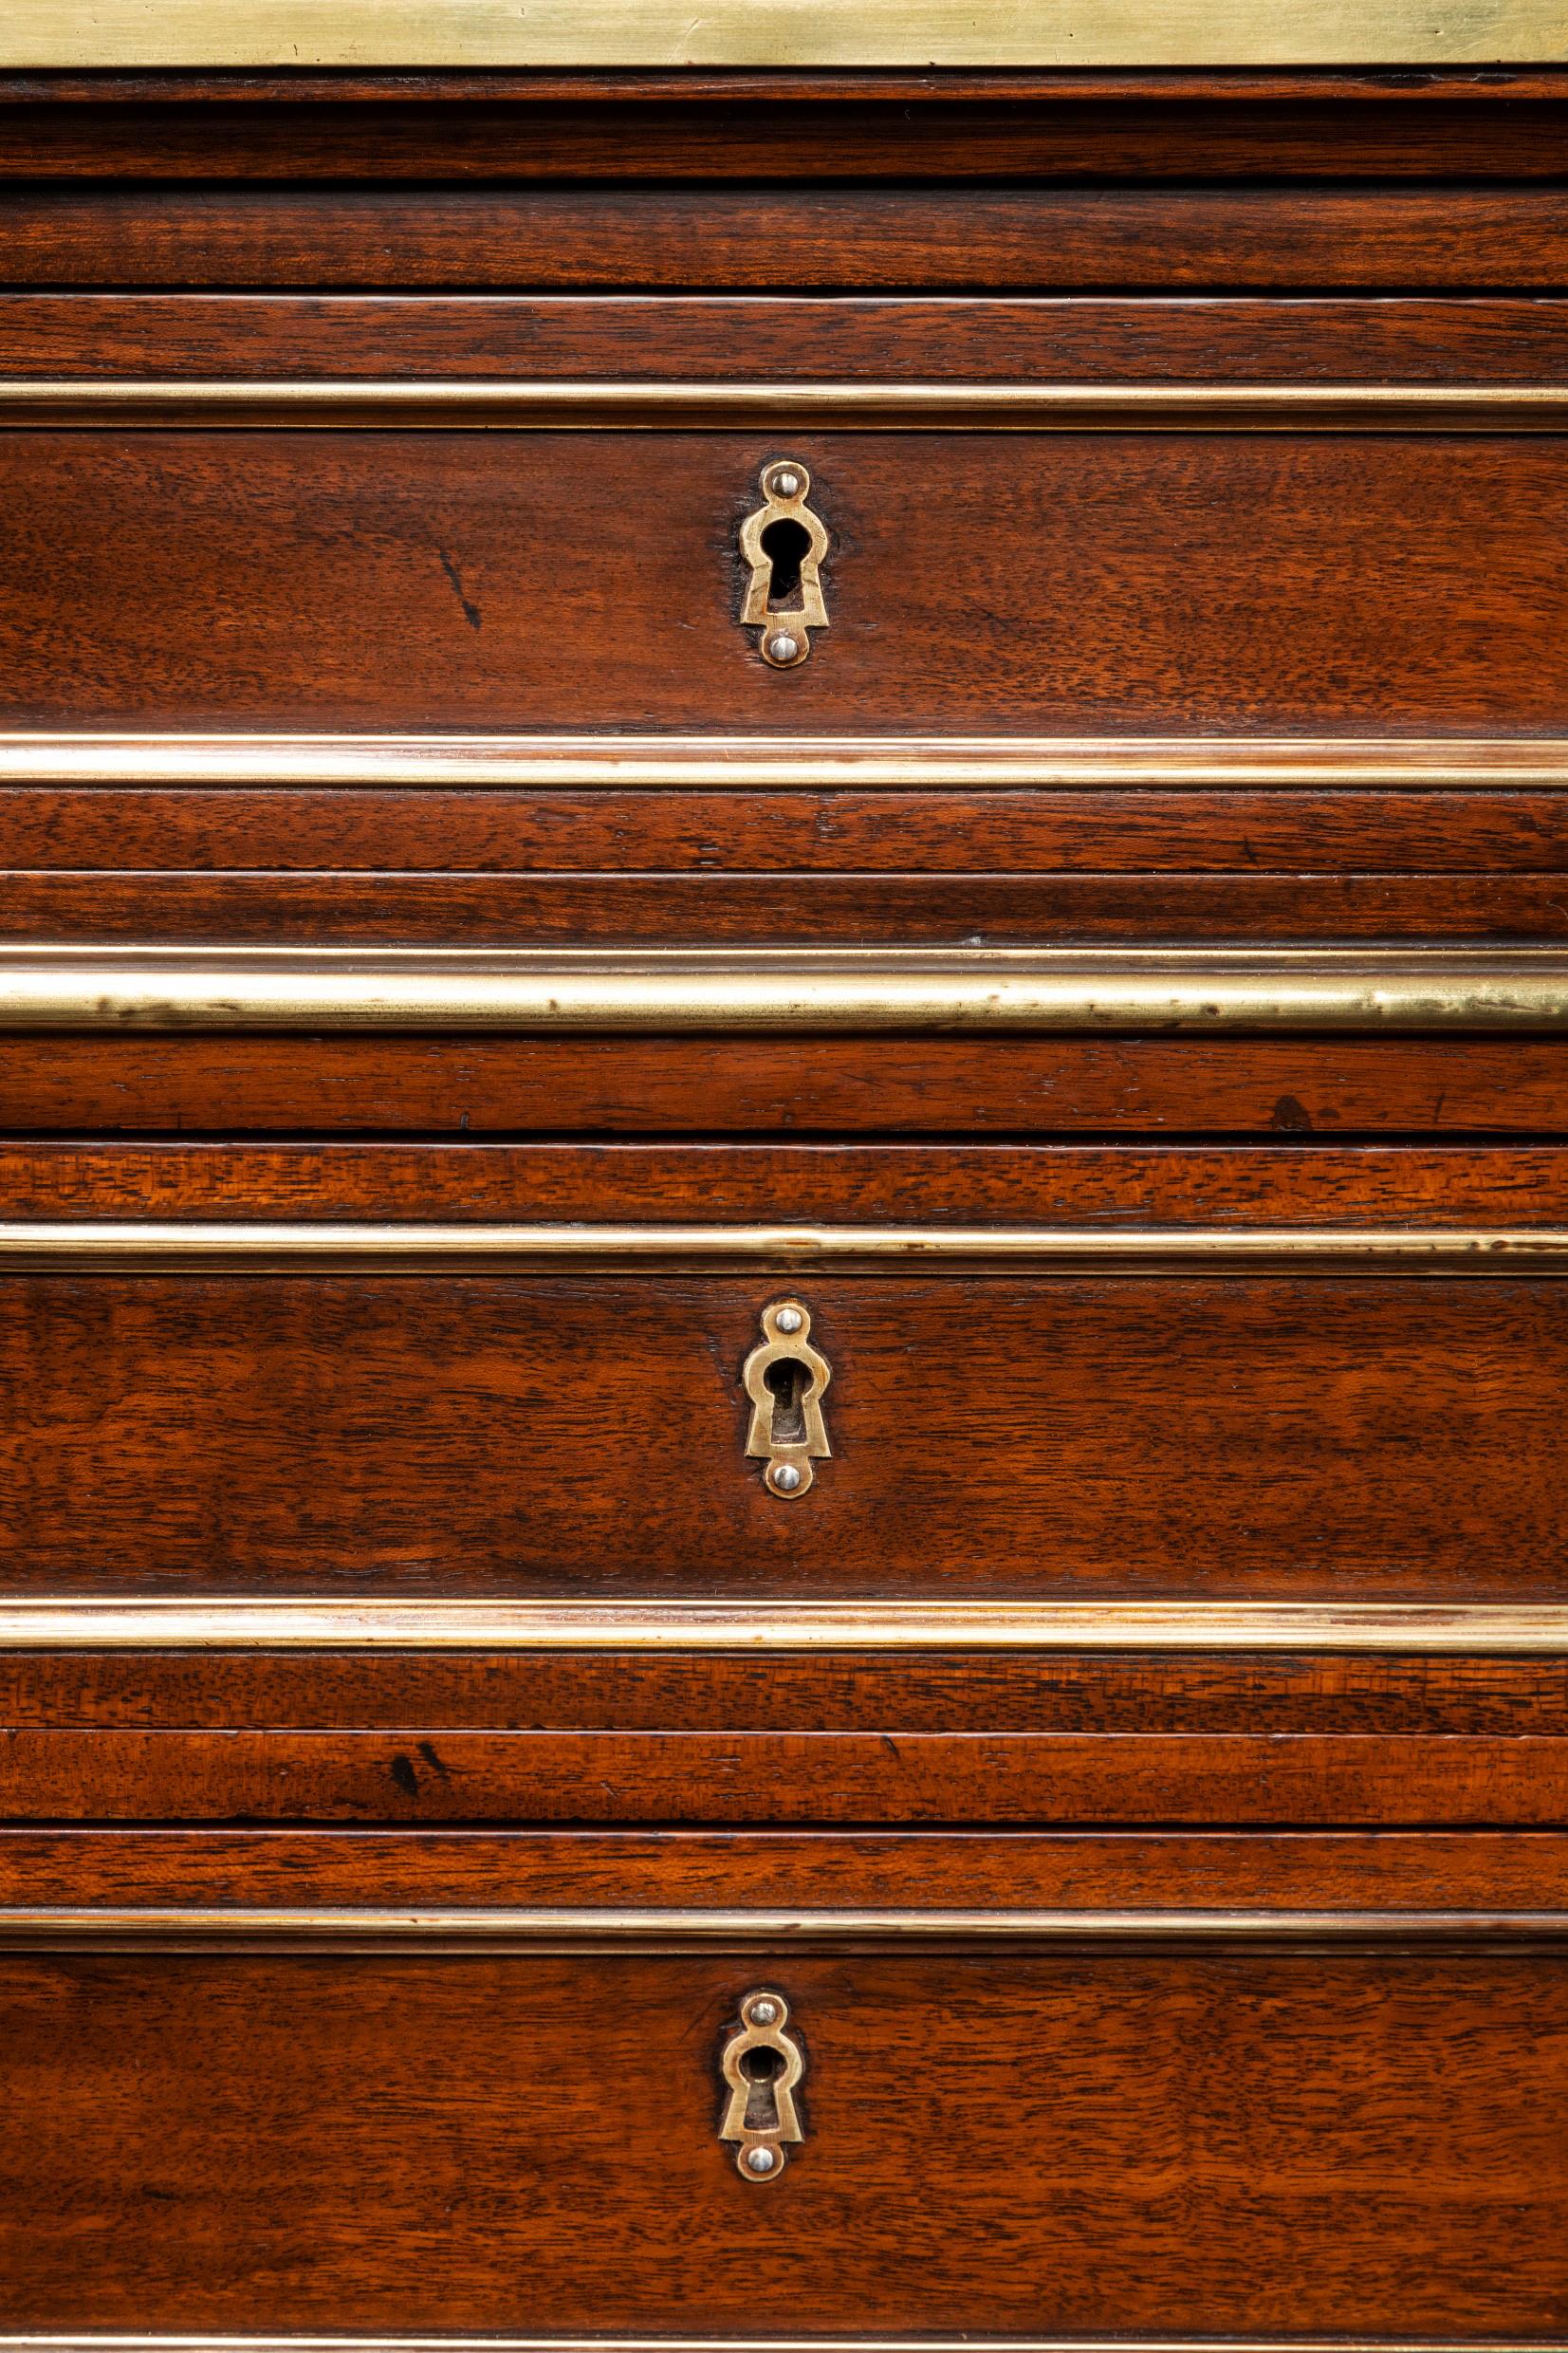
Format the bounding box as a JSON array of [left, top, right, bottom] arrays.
[[1, 1139, 1562, 1617], [4, 393, 1566, 745], [0, 1901, 1564, 2338]]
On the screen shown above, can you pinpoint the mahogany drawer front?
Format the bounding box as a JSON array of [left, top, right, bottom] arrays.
[[4, 416, 1565, 743], [0, 1263, 1563, 1603], [1, 1923, 1565, 2337]]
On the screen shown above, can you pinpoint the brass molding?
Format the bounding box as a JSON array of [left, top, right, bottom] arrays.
[[0, 0, 1563, 65], [1, 0, 1564, 66], [1, 1220, 1567, 1274], [3, 732, 1565, 792], [0, 1907, 1562, 1952], [0, 1601, 1560, 1654], [2, 382, 1566, 434], [4, 947, 1568, 1033]]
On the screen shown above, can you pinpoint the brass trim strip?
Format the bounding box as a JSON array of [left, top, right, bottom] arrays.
[[4, 732, 1565, 792], [1, 382, 1565, 433], [2, 0, 1564, 66], [0, 1602, 1559, 1653], [5, 947, 1568, 1032], [0, 1907, 1562, 1951], [1, 1220, 1567, 1273]]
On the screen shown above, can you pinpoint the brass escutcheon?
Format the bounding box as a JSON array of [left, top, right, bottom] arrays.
[[738, 459, 830, 668], [720, 1988, 805, 2181], [741, 1299, 832, 1497]]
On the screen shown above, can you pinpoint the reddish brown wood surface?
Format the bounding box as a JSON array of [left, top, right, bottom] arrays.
[[4, 1139, 1562, 1224], [4, 431, 1563, 733], [8, 873, 1568, 942], [4, 1646, 1565, 1733], [10, 786, 1568, 874], [0, 1273, 1560, 1601], [3, 1727, 1562, 1824], [1, 1945, 1564, 2334], [9, 185, 1568, 288], [5, 1033, 1566, 1133], [4, 75, 1567, 179], [5, 293, 1565, 380], [3, 1825, 1564, 1909]]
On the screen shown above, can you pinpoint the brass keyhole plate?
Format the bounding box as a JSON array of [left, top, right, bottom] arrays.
[[742, 1300, 832, 1496], [720, 1988, 805, 2180], [738, 459, 830, 668]]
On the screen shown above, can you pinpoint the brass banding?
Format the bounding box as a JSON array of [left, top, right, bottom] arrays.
[[1, 382, 1566, 432], [0, 1907, 1561, 1950], [2, 733, 1563, 790], [4, 947, 1568, 1032], [0, 1602, 1559, 1654], [0, 0, 1561, 67]]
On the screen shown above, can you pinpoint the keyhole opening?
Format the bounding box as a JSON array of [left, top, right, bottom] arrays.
[[740, 2042, 784, 2132], [764, 1356, 811, 1448], [760, 516, 812, 611]]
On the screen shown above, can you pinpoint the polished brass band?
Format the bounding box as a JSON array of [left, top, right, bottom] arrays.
[[3, 382, 1565, 432], [0, 1220, 1566, 1272], [0, 1601, 1559, 1653], [5, 948, 1568, 1033], [5, 733, 1564, 792], [2, 0, 1564, 65], [4, 0, 1566, 66], [0, 1907, 1562, 1951]]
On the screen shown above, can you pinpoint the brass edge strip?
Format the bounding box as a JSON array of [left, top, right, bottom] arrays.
[[5, 946, 1568, 1030], [2, 383, 1566, 432], [0, 1908, 1563, 1950], [2, 1221, 1568, 1273], [0, 1603, 1559, 1653], [5, 732, 1567, 791], [1, 0, 1564, 66]]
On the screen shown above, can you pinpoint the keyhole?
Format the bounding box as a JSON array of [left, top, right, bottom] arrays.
[[764, 1356, 810, 1449], [760, 516, 812, 612], [740, 2043, 784, 2133]]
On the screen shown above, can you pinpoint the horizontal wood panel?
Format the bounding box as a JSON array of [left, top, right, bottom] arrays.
[[6, 295, 1564, 379], [5, 1647, 1565, 1731], [3, 1727, 1561, 1824], [1, 1945, 1563, 2332], [5, 433, 1561, 734], [0, 1273, 1560, 1599], [3, 1827, 1564, 1908], [8, 186, 1568, 287], [7, 874, 1568, 940], [6, 1033, 1564, 1132], [7, 103, 1568, 180], [9, 787, 1568, 872], [4, 1141, 1561, 1224]]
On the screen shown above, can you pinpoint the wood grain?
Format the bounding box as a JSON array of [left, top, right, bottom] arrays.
[[3, 1826, 1564, 1909], [0, 1945, 1563, 2332], [5, 293, 1566, 380], [0, 1273, 1561, 1599], [4, 432, 1565, 734], [2, 1727, 1561, 1823], [8, 185, 1568, 287]]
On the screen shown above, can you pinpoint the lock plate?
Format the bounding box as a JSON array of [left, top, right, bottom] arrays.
[[720, 1988, 805, 2180], [739, 459, 830, 668], [742, 1299, 832, 1496]]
